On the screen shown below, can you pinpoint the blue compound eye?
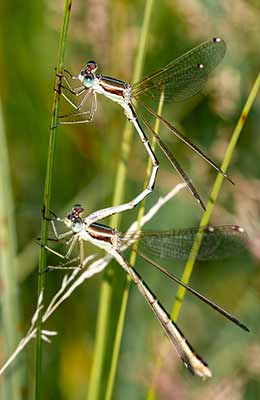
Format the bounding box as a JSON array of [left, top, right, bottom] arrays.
[[83, 73, 95, 88]]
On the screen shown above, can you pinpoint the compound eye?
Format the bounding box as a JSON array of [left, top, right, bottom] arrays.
[[83, 73, 95, 88], [86, 60, 98, 73]]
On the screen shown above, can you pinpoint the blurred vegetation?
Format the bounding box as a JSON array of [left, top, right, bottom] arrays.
[[0, 0, 260, 399]]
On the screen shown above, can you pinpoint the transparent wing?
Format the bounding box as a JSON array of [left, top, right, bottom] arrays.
[[122, 225, 247, 261], [132, 38, 226, 103]]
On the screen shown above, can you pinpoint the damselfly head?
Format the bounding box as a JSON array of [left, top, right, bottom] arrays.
[[79, 61, 98, 86], [86, 60, 98, 73], [67, 204, 84, 220], [65, 205, 85, 232]]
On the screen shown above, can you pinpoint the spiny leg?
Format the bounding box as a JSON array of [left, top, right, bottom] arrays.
[[60, 87, 86, 110], [41, 244, 79, 272], [43, 244, 68, 260], [57, 70, 86, 109], [61, 79, 86, 96], [60, 94, 95, 116], [59, 91, 96, 123], [78, 239, 85, 269], [50, 219, 73, 241], [58, 68, 94, 114], [61, 68, 74, 79], [90, 92, 97, 115], [77, 89, 95, 111], [47, 256, 81, 271], [44, 235, 83, 271], [59, 115, 95, 124], [60, 71, 85, 95], [43, 233, 78, 267], [39, 212, 74, 268]]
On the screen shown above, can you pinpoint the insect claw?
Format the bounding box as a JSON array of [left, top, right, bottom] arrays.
[[43, 216, 52, 221], [50, 123, 59, 130], [49, 210, 58, 219]]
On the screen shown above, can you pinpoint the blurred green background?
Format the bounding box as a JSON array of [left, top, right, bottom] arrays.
[[0, 0, 260, 399]]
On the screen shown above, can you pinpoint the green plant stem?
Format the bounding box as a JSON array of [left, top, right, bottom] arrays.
[[0, 99, 22, 399], [146, 72, 260, 399], [34, 1, 72, 399], [88, 2, 154, 399]]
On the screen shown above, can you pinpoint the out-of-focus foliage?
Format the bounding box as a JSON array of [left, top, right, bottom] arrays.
[[0, 0, 260, 399]]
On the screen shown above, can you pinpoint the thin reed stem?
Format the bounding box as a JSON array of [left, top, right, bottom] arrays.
[[0, 99, 22, 399], [34, 1, 72, 399]]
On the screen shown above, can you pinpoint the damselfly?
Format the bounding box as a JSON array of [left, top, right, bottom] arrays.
[[59, 38, 231, 212], [44, 204, 249, 378]]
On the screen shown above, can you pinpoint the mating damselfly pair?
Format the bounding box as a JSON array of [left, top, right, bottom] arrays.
[[45, 37, 249, 377]]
